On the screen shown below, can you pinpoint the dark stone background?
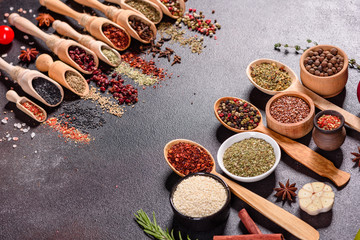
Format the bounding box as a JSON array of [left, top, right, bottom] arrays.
[[0, 0, 359, 239]]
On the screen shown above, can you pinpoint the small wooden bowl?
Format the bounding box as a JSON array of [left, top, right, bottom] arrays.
[[312, 110, 346, 151], [300, 45, 349, 98], [265, 91, 315, 139], [246, 58, 298, 95]]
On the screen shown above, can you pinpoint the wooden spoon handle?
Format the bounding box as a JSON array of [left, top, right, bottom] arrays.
[[8, 13, 50, 42], [52, 20, 83, 41], [298, 85, 360, 133], [39, 0, 83, 22], [258, 126, 350, 187], [6, 90, 21, 104], [212, 172, 320, 240], [0, 57, 16, 76]]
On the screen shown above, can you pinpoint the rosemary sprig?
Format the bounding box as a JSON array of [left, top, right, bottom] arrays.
[[135, 209, 193, 240], [274, 39, 360, 70]]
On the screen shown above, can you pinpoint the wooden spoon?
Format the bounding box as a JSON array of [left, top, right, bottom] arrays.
[[246, 58, 360, 133], [74, 0, 157, 44], [8, 13, 98, 75], [214, 97, 350, 187], [39, 0, 131, 51], [106, 0, 163, 24], [0, 57, 64, 107], [52, 20, 121, 67], [6, 90, 47, 122], [36, 54, 89, 97], [148, 0, 185, 19], [164, 139, 320, 240]]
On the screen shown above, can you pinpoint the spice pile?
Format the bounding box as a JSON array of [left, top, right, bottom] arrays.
[[101, 47, 120, 66], [172, 175, 228, 217], [44, 117, 91, 143], [128, 16, 154, 41], [68, 46, 96, 72], [32, 77, 62, 105], [304, 47, 344, 76], [160, 0, 182, 17], [216, 98, 261, 130], [21, 101, 46, 121], [167, 142, 214, 175], [317, 114, 341, 130], [65, 71, 86, 94], [126, 0, 161, 23], [250, 63, 292, 91], [114, 62, 158, 86], [102, 24, 130, 50], [270, 96, 310, 123], [223, 138, 276, 177]]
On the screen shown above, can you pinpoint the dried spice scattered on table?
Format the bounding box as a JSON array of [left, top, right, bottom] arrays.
[[351, 146, 360, 168], [176, 8, 221, 37], [44, 117, 91, 143], [223, 138, 276, 177], [217, 98, 261, 130], [114, 62, 158, 86], [82, 87, 125, 117], [140, 38, 181, 65], [19, 48, 39, 62], [167, 142, 214, 175], [36, 13, 55, 27], [160, 0, 182, 17], [274, 179, 297, 201], [158, 22, 204, 54], [250, 63, 292, 91], [270, 96, 310, 123]]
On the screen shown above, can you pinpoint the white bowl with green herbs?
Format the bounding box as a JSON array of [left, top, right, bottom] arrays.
[[217, 132, 281, 182]]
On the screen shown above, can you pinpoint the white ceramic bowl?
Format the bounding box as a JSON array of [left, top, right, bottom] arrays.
[[217, 132, 281, 182]]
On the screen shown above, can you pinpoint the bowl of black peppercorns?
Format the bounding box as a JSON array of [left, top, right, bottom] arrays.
[[300, 45, 348, 98]]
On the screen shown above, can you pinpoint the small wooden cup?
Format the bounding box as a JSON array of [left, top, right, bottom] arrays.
[[300, 45, 348, 98], [265, 91, 315, 139]]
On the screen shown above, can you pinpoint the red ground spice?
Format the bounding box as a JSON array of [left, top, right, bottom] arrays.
[[44, 117, 91, 143], [21, 101, 45, 121], [102, 24, 130, 50], [121, 53, 168, 81], [167, 142, 214, 175], [317, 115, 341, 130]]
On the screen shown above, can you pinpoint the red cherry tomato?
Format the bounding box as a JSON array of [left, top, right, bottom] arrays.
[[0, 25, 15, 45], [357, 80, 360, 103]]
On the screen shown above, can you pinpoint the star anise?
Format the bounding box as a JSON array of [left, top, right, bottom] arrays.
[[351, 146, 360, 167], [274, 179, 297, 201], [19, 48, 39, 62], [36, 13, 55, 27]]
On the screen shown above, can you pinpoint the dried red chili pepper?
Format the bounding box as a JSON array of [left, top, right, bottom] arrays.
[[102, 24, 130, 50], [21, 101, 45, 121], [167, 142, 214, 175], [317, 114, 341, 130]]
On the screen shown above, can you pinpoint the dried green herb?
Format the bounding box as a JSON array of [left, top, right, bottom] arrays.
[[114, 62, 158, 86], [126, 0, 161, 23], [101, 48, 120, 66], [250, 63, 292, 91], [223, 138, 275, 177]]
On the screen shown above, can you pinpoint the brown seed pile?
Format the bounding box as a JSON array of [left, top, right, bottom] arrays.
[[270, 96, 310, 123], [304, 48, 344, 76], [128, 16, 154, 41]]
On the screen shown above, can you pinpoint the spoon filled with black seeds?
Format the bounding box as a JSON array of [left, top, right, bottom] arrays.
[[32, 77, 63, 106]]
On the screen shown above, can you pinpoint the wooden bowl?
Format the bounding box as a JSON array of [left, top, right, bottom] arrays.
[[265, 91, 315, 139], [300, 45, 349, 98], [246, 58, 298, 95]]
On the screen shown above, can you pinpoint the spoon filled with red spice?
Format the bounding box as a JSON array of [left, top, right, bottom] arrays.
[[214, 97, 350, 187], [164, 139, 319, 240], [6, 90, 47, 122]]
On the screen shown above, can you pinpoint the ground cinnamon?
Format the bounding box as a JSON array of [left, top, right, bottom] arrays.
[[213, 234, 284, 240]]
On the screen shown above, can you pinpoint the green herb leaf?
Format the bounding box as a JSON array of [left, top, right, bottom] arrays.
[[307, 39, 312, 43], [355, 229, 360, 240], [295, 45, 301, 51], [284, 44, 289, 47]]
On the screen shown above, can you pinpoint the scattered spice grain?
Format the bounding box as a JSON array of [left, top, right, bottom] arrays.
[[114, 62, 158, 86], [32, 77, 62, 105], [126, 0, 161, 23], [270, 96, 310, 123], [250, 63, 292, 91], [167, 142, 214, 175], [223, 138, 276, 177], [217, 98, 261, 130], [172, 175, 227, 217], [160, 0, 182, 17], [317, 114, 341, 130], [65, 71, 86, 94]]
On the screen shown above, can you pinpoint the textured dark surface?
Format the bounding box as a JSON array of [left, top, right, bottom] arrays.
[[0, 1, 360, 239]]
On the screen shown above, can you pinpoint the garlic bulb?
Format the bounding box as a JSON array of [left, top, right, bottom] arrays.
[[298, 182, 335, 216]]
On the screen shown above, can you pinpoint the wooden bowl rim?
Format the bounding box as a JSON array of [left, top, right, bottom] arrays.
[[246, 58, 298, 95], [164, 139, 216, 177], [265, 91, 315, 127], [299, 44, 349, 80], [214, 97, 263, 133]]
